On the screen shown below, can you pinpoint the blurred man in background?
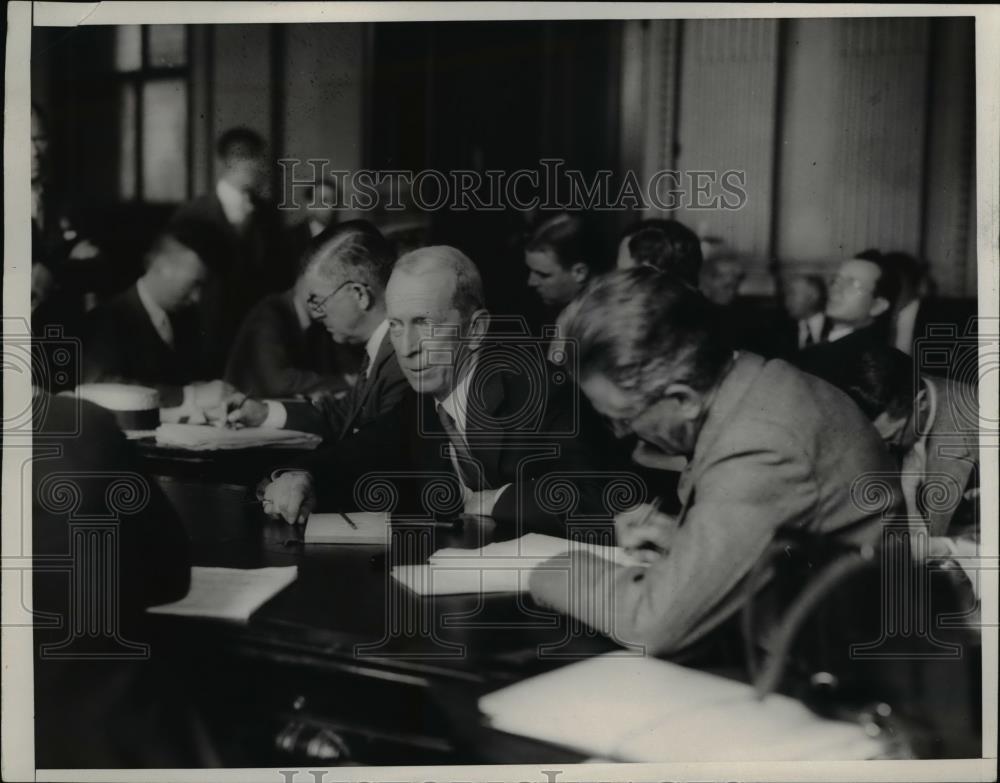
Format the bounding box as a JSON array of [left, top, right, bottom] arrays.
[[615, 218, 703, 287]]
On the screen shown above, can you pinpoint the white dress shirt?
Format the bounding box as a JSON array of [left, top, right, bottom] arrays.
[[135, 277, 174, 348], [216, 179, 254, 228], [798, 312, 826, 349], [894, 299, 921, 355]]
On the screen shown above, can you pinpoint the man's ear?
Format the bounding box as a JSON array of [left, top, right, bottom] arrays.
[[663, 382, 705, 421], [465, 309, 491, 350], [870, 296, 890, 318], [354, 283, 373, 312], [570, 261, 590, 284]]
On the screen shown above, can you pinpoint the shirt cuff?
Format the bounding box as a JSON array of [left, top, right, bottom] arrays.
[[262, 400, 288, 429], [488, 484, 512, 516], [181, 384, 195, 409]]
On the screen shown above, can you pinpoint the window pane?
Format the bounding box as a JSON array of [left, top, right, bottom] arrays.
[[118, 84, 136, 200], [114, 25, 141, 71], [141, 80, 187, 202], [148, 25, 187, 67]]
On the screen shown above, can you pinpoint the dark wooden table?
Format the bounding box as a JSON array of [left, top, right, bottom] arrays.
[[149, 476, 623, 766]]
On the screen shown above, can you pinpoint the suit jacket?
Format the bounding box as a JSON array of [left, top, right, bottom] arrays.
[[906, 297, 978, 381], [755, 313, 828, 361], [32, 394, 197, 766], [301, 345, 628, 534], [81, 284, 204, 407], [168, 191, 287, 376], [530, 353, 900, 655], [921, 375, 979, 536], [283, 328, 408, 440], [795, 316, 891, 388], [224, 290, 350, 398]]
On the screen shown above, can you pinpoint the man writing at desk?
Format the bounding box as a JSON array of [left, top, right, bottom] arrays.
[[260, 245, 617, 533], [529, 268, 899, 654]]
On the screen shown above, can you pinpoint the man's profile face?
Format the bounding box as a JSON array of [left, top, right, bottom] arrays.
[[525, 249, 586, 309], [784, 277, 823, 320], [699, 259, 744, 306], [580, 372, 701, 458], [826, 258, 881, 325], [386, 268, 467, 400], [224, 155, 266, 195], [305, 268, 360, 344], [162, 245, 207, 311], [31, 109, 48, 183]]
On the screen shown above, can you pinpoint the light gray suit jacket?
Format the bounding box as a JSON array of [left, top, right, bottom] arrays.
[[530, 352, 901, 655]]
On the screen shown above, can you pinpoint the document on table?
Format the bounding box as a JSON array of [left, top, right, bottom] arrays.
[[391, 533, 641, 596], [304, 512, 389, 544], [146, 566, 298, 623], [154, 423, 322, 450], [478, 652, 885, 761]]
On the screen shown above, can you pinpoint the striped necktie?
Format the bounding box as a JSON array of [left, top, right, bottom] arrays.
[[436, 404, 488, 491]]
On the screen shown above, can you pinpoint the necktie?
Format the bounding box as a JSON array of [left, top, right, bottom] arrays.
[[156, 312, 175, 348], [436, 405, 488, 491], [801, 321, 815, 349], [358, 350, 372, 380]]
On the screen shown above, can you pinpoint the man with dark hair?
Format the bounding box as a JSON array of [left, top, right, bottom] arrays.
[[82, 232, 233, 413], [838, 345, 979, 542], [757, 273, 829, 359], [524, 212, 602, 312], [615, 218, 703, 287], [220, 221, 407, 441], [796, 253, 900, 386], [259, 245, 619, 534], [169, 126, 283, 376], [529, 267, 897, 655]]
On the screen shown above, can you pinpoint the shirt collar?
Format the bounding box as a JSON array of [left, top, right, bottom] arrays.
[[438, 355, 479, 433], [364, 319, 390, 377], [135, 276, 169, 328], [916, 375, 938, 447]]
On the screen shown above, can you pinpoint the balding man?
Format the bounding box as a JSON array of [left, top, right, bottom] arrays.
[[261, 246, 621, 533], [82, 232, 232, 411]]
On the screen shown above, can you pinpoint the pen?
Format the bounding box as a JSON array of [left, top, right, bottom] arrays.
[[340, 512, 358, 530]]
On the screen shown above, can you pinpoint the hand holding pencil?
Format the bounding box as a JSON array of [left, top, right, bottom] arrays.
[[615, 498, 678, 564]]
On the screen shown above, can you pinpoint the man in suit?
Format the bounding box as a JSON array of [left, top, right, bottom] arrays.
[[796, 253, 899, 387], [757, 273, 828, 360], [169, 127, 284, 376], [524, 213, 605, 315], [82, 232, 232, 411], [529, 268, 898, 655], [32, 392, 204, 766], [223, 265, 357, 400], [218, 221, 407, 441], [260, 245, 621, 533]]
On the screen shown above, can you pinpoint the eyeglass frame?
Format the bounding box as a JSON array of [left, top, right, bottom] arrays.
[[306, 279, 361, 315]]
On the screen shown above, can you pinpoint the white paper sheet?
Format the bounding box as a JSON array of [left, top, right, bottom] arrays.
[[304, 512, 389, 545], [154, 423, 321, 450], [146, 566, 298, 622]]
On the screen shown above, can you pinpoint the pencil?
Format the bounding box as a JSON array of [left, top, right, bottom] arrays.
[[340, 512, 358, 530]]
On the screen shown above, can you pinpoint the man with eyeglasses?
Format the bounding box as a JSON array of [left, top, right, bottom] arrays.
[[796, 253, 900, 387], [217, 221, 408, 441], [259, 245, 620, 533], [528, 267, 898, 654]]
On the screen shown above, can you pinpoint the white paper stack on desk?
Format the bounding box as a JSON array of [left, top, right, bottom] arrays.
[[147, 566, 298, 623], [154, 423, 322, 450], [479, 652, 886, 761], [304, 512, 389, 544], [391, 533, 640, 596]]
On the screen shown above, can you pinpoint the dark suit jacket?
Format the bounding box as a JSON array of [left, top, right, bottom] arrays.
[[32, 394, 196, 767], [168, 191, 288, 376], [906, 297, 978, 381], [283, 328, 408, 440], [301, 345, 629, 534], [224, 290, 351, 398], [794, 316, 891, 388], [530, 353, 900, 655], [81, 284, 205, 407]]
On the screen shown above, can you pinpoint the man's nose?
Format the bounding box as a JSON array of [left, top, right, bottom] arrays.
[[399, 325, 422, 357]]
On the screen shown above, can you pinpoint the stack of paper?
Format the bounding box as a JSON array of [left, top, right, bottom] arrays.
[[304, 512, 389, 545], [147, 566, 298, 623], [479, 653, 885, 761], [154, 423, 321, 450], [391, 533, 639, 596]]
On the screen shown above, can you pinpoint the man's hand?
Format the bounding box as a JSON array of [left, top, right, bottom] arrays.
[[615, 503, 678, 564], [261, 471, 315, 525], [463, 486, 505, 518], [68, 238, 100, 261], [207, 391, 268, 429], [190, 379, 236, 410]]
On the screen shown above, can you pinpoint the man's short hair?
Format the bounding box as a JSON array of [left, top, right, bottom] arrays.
[[882, 251, 925, 293], [394, 245, 485, 319], [840, 345, 916, 421], [216, 127, 266, 161], [144, 231, 203, 272], [561, 266, 733, 401], [303, 220, 396, 291], [525, 213, 603, 273], [623, 218, 702, 287]]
